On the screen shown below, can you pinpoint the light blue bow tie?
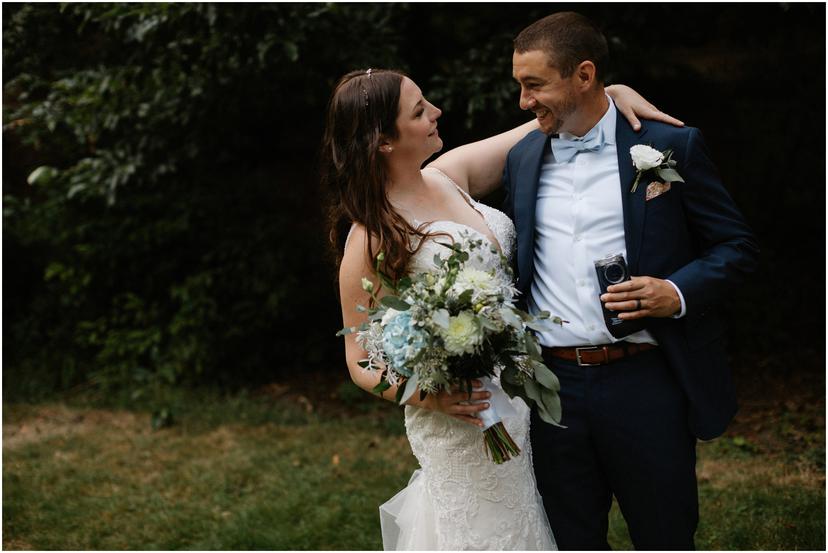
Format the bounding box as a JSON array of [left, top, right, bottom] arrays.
[[550, 125, 606, 163]]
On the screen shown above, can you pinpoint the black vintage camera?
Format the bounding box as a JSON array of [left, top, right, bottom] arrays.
[[594, 253, 647, 339]]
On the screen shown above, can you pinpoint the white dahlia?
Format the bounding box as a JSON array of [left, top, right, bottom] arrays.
[[439, 311, 483, 355]]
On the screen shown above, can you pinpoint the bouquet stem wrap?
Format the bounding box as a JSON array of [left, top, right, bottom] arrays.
[[476, 377, 521, 464]]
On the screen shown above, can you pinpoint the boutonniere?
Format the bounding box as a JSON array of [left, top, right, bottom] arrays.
[[629, 145, 684, 193]]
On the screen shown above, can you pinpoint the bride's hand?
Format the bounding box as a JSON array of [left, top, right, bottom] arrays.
[[606, 84, 684, 131], [422, 380, 491, 428]]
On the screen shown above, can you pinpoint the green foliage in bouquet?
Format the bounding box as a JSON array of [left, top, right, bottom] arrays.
[[338, 234, 566, 428]]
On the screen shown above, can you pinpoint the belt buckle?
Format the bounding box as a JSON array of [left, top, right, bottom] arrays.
[[575, 346, 602, 367]]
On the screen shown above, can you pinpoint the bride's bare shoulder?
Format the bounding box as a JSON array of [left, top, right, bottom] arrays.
[[341, 222, 369, 262], [424, 165, 468, 190], [339, 223, 375, 292]]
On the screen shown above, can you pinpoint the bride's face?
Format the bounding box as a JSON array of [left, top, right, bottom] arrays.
[[387, 77, 442, 162]]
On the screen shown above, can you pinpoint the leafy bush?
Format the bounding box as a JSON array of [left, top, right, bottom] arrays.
[[3, 4, 823, 400], [3, 4, 410, 396]]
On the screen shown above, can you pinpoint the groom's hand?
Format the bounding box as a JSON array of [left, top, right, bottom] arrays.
[[601, 276, 681, 319]]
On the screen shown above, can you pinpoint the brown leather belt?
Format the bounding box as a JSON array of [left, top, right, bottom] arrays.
[[542, 343, 657, 367]]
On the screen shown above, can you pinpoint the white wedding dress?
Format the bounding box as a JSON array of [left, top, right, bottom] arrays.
[[376, 168, 557, 550]]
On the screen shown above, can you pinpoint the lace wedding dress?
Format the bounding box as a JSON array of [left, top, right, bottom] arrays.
[[376, 168, 556, 550]]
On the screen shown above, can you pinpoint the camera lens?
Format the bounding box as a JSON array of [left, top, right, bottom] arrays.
[[603, 262, 626, 284]]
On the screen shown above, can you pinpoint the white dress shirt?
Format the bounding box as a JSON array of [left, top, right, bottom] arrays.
[[528, 98, 685, 348]]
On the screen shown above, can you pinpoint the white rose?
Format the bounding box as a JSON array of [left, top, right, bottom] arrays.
[[630, 144, 664, 171]]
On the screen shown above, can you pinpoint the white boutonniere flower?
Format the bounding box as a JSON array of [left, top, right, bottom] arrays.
[[629, 144, 685, 193]]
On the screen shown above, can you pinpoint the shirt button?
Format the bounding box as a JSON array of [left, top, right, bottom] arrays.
[[574, 234, 582, 242]]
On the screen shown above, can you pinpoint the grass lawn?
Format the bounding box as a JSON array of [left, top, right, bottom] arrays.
[[3, 371, 825, 550]]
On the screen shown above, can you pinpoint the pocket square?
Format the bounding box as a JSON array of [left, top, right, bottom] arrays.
[[645, 181, 671, 201]]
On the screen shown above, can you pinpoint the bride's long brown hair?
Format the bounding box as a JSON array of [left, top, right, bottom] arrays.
[[321, 69, 437, 283]]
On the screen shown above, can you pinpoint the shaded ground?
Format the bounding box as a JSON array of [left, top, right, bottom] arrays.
[[728, 357, 825, 460], [3, 361, 824, 550], [259, 358, 826, 460]]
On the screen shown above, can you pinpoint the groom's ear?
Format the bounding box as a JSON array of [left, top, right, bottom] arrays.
[[574, 60, 598, 91]]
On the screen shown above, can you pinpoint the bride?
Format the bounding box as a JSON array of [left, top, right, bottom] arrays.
[[323, 69, 677, 550]]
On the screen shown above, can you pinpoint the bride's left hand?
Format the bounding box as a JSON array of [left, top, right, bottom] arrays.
[[606, 84, 684, 131], [422, 380, 491, 428]]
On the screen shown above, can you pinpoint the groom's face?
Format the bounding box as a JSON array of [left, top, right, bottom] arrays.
[[512, 49, 578, 134]]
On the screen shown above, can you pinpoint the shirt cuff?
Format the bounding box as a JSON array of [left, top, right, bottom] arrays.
[[665, 279, 687, 318]]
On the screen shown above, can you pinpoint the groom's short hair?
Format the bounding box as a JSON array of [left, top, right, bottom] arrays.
[[514, 12, 609, 84]]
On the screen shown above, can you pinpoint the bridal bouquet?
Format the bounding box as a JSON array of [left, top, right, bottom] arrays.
[[338, 231, 564, 464]]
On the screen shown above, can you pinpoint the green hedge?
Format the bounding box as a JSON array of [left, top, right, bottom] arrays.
[[3, 4, 823, 399]]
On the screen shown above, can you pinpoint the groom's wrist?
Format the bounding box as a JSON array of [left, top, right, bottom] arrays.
[[665, 279, 686, 318]]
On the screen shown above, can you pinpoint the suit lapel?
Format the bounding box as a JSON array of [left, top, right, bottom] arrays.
[[615, 116, 648, 274], [514, 131, 548, 293]]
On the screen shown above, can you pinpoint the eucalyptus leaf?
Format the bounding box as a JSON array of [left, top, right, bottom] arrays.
[[335, 326, 355, 336], [380, 295, 410, 311], [524, 334, 541, 357], [532, 361, 560, 392], [524, 379, 542, 403], [536, 402, 561, 426], [525, 319, 555, 332], [399, 371, 419, 404], [539, 388, 563, 426]]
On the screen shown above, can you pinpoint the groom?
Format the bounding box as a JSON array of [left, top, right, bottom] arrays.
[[502, 12, 759, 550]]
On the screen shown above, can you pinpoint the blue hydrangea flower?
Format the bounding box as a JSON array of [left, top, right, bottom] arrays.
[[381, 311, 427, 376]]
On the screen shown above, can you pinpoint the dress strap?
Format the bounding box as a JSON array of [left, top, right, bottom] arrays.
[[423, 166, 475, 205], [343, 222, 357, 253]]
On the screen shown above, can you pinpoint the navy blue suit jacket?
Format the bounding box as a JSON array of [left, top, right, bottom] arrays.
[[502, 114, 760, 440]]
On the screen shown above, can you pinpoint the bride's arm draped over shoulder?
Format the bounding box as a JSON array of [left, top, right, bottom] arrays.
[[426, 84, 684, 200], [605, 84, 684, 132], [426, 119, 539, 200], [339, 224, 491, 427]]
